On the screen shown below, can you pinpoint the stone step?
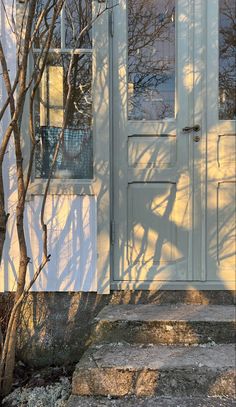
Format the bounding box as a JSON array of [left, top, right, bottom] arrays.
[[72, 343, 235, 397], [67, 395, 236, 407], [92, 304, 235, 345]]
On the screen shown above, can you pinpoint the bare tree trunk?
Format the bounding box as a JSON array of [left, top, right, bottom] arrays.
[[0, 39, 15, 264], [0, 0, 37, 394], [0, 0, 111, 396], [1, 123, 29, 396]]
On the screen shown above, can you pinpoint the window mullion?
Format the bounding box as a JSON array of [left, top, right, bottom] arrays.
[[33, 49, 93, 54], [61, 5, 65, 49]]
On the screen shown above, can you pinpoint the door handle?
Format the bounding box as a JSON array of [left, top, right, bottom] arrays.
[[182, 125, 201, 133]]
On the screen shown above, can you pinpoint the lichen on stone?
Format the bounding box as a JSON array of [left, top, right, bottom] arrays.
[[3, 377, 71, 407]]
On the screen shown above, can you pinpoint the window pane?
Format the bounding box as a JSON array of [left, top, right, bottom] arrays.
[[34, 0, 61, 49], [35, 53, 93, 179], [65, 0, 92, 48], [128, 0, 175, 121], [219, 0, 236, 120]]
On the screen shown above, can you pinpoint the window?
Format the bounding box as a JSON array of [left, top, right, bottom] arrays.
[[33, 0, 93, 179], [128, 0, 175, 121], [219, 0, 236, 120]]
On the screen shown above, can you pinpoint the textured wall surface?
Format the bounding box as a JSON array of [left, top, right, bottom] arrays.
[[1, 195, 97, 292]]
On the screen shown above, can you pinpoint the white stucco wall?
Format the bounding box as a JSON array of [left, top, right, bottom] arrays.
[[0, 1, 97, 292], [2, 195, 97, 292]]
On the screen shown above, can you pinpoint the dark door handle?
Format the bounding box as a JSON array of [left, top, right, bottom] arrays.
[[182, 125, 201, 133]]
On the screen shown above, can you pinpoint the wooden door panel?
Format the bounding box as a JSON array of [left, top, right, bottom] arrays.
[[126, 180, 189, 281], [128, 136, 176, 169], [217, 182, 236, 268], [217, 134, 236, 166]]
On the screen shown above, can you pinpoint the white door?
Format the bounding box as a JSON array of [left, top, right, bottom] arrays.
[[111, 0, 236, 289], [205, 0, 236, 289]]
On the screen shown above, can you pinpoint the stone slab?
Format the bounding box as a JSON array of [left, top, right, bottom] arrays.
[[92, 305, 236, 344], [96, 305, 235, 322], [67, 395, 236, 407], [72, 343, 236, 397], [5, 290, 233, 368]]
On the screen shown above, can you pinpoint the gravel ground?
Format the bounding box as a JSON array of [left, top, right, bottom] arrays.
[[2, 387, 235, 406], [67, 395, 236, 407]]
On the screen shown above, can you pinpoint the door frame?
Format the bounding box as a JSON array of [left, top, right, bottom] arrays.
[[109, 0, 235, 290], [93, 1, 111, 294], [111, 0, 197, 288]]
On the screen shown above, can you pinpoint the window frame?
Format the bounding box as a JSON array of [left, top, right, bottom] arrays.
[[22, 0, 112, 294], [28, 0, 95, 195]]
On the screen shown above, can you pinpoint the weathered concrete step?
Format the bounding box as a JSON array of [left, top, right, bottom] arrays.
[[92, 304, 236, 345], [72, 343, 235, 397], [67, 395, 236, 407]]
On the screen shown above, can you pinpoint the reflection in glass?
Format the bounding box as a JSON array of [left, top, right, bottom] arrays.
[[65, 0, 92, 48], [35, 53, 93, 179], [219, 0, 236, 120], [34, 0, 92, 49], [34, 0, 61, 49], [128, 0, 175, 121]]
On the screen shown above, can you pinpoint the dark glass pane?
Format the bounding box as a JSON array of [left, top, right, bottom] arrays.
[[34, 0, 61, 49], [128, 0, 175, 121], [219, 0, 236, 120], [35, 53, 93, 179], [64, 0, 92, 48]]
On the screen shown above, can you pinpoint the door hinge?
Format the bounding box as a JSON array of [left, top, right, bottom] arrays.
[[110, 220, 115, 245], [109, 9, 114, 37]]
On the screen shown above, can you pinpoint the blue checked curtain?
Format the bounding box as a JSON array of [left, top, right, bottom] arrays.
[[35, 126, 93, 179]]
